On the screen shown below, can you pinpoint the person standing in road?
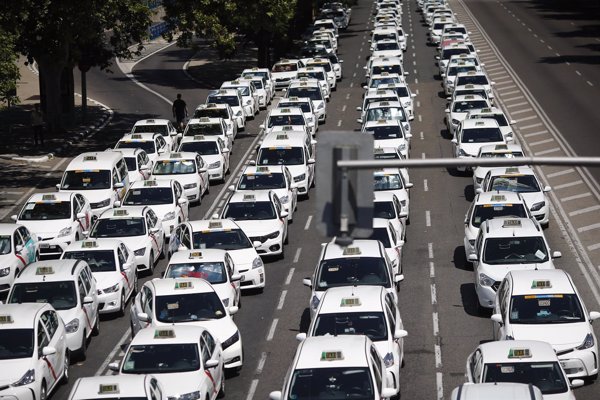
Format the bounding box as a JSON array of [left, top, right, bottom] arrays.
[[172, 93, 188, 131], [30, 103, 45, 146]]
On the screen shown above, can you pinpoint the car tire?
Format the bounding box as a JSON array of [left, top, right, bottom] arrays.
[[118, 291, 126, 317], [217, 368, 226, 398], [149, 251, 155, 275], [40, 381, 47, 400], [78, 330, 87, 361], [61, 351, 70, 384], [92, 311, 100, 336], [130, 321, 136, 340]]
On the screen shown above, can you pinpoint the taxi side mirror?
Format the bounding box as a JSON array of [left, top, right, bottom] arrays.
[[444, 108, 450, 113], [82, 231, 89, 237], [570, 379, 585, 389], [113, 201, 121, 208], [10, 215, 17, 222], [356, 118, 363, 124], [83, 296, 94, 305], [76, 212, 86, 219], [15, 245, 23, 253], [307, 158, 316, 165], [490, 314, 503, 325], [451, 138, 458, 144], [199, 167, 208, 173], [269, 392, 282, 400], [394, 274, 404, 283], [122, 262, 133, 271], [259, 124, 265, 130], [295, 332, 307, 342], [302, 278, 312, 288], [356, 106, 362, 111], [140, 165, 150, 171], [543, 185, 552, 192], [399, 211, 408, 218], [405, 182, 414, 189], [393, 329, 408, 339], [228, 185, 236, 191], [41, 346, 56, 357], [178, 198, 188, 205], [205, 359, 219, 369], [411, 93, 417, 98], [253, 241, 262, 249], [108, 362, 120, 372], [552, 251, 562, 259], [231, 274, 242, 282], [381, 387, 396, 398], [55, 183, 61, 191], [137, 312, 150, 323], [468, 253, 478, 262], [150, 227, 160, 234], [222, 148, 230, 153], [475, 188, 483, 194], [178, 244, 188, 252], [228, 306, 239, 315], [113, 182, 124, 189], [280, 211, 289, 219], [395, 240, 405, 248], [589, 311, 600, 322]]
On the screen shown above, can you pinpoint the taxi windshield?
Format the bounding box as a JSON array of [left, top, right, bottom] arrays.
[[9, 281, 77, 310], [132, 125, 168, 136], [317, 257, 390, 290], [480, 151, 524, 158], [207, 95, 239, 107], [314, 312, 388, 341], [179, 141, 220, 155], [91, 218, 146, 238], [153, 160, 197, 175], [442, 48, 469, 60], [461, 128, 504, 143], [19, 201, 71, 220], [288, 367, 374, 400], [474, 114, 510, 127], [368, 227, 391, 248], [165, 262, 227, 284], [62, 250, 117, 273], [366, 125, 403, 140], [273, 63, 297, 72], [455, 89, 487, 99], [0, 236, 11, 255], [287, 87, 323, 101], [0, 329, 34, 359], [376, 42, 400, 50], [372, 65, 401, 75], [155, 292, 226, 322], [62, 170, 111, 190], [239, 174, 286, 190], [225, 86, 249, 96], [365, 97, 398, 109], [483, 237, 549, 264], [194, 108, 229, 119], [471, 204, 528, 228], [509, 294, 585, 324], [489, 175, 541, 193], [374, 174, 404, 191], [297, 71, 325, 81], [452, 100, 489, 112], [185, 123, 222, 136], [369, 77, 400, 87], [279, 102, 311, 113], [123, 188, 173, 205], [365, 107, 406, 123], [307, 62, 332, 72], [223, 201, 276, 221], [124, 157, 137, 171], [193, 229, 252, 251], [448, 65, 477, 76], [268, 115, 305, 127], [122, 343, 200, 374], [258, 148, 305, 166], [457, 75, 489, 86], [116, 140, 156, 154], [483, 362, 568, 395], [374, 202, 397, 219]]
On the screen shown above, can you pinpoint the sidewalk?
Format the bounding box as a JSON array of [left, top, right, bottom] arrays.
[[0, 59, 112, 161]]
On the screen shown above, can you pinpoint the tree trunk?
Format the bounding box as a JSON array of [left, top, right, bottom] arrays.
[[37, 59, 65, 134], [257, 30, 270, 68]]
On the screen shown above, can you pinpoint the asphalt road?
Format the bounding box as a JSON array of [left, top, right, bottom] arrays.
[[11, 0, 600, 399]]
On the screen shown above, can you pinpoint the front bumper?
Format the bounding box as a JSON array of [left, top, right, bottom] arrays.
[[38, 238, 70, 260], [184, 187, 201, 202], [208, 166, 225, 181], [531, 207, 549, 225], [223, 338, 243, 369], [475, 282, 497, 309], [98, 290, 122, 314], [238, 266, 266, 290], [249, 235, 284, 256], [66, 328, 86, 353], [134, 251, 152, 272], [557, 349, 598, 378]]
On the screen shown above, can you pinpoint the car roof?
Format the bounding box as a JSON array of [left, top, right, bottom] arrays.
[[209, 89, 241, 97], [148, 277, 216, 295], [169, 249, 228, 264], [462, 119, 500, 129], [188, 117, 223, 125], [487, 166, 536, 177], [508, 269, 575, 295], [187, 219, 242, 232], [17, 259, 86, 282], [242, 165, 286, 175], [131, 324, 207, 345], [260, 132, 307, 148], [374, 191, 399, 202], [196, 103, 231, 110], [374, 168, 402, 176], [180, 135, 221, 144], [119, 132, 159, 141], [155, 152, 198, 162], [26, 192, 74, 203], [134, 119, 170, 126], [372, 218, 392, 230], [114, 148, 146, 156], [67, 151, 124, 170], [228, 190, 273, 203], [129, 179, 173, 189], [482, 217, 541, 237], [295, 336, 370, 369], [364, 119, 402, 128], [0, 303, 50, 329], [98, 205, 147, 219], [478, 340, 558, 363], [269, 107, 304, 116], [63, 238, 122, 252], [453, 382, 542, 400], [478, 143, 524, 154], [474, 191, 523, 205], [323, 239, 384, 259], [366, 100, 403, 109], [317, 286, 386, 314], [453, 94, 487, 102], [69, 375, 155, 399], [0, 223, 21, 235]]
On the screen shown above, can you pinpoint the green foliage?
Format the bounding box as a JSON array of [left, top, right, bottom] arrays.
[[0, 29, 20, 106]]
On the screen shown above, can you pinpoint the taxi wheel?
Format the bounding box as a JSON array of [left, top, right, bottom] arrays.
[[118, 291, 126, 317], [78, 331, 87, 361], [149, 251, 155, 274], [217, 368, 226, 398], [160, 240, 167, 260], [130, 321, 136, 340], [92, 312, 100, 336], [40, 381, 47, 400], [61, 351, 70, 384]]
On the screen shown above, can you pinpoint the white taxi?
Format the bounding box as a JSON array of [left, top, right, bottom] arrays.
[[119, 179, 189, 235], [452, 119, 507, 172], [454, 71, 495, 103], [269, 335, 398, 400], [194, 103, 237, 140], [261, 107, 310, 137], [472, 144, 525, 190], [58, 152, 130, 217], [88, 207, 165, 274], [276, 97, 317, 136], [7, 260, 99, 360], [478, 167, 551, 227], [67, 375, 166, 400], [0, 224, 38, 293], [206, 89, 246, 131], [168, 219, 266, 291], [164, 250, 241, 308], [62, 239, 137, 316], [178, 135, 230, 182], [469, 218, 561, 309], [370, 218, 404, 275], [465, 340, 582, 399], [238, 76, 268, 109], [304, 58, 336, 89], [0, 303, 69, 400], [221, 191, 288, 258], [111, 326, 225, 400], [230, 165, 298, 222], [151, 152, 209, 205], [303, 239, 403, 318], [221, 79, 259, 118], [298, 286, 407, 394], [296, 66, 331, 99], [451, 382, 543, 400], [373, 147, 410, 184], [271, 59, 303, 89], [357, 88, 400, 122], [131, 119, 179, 148], [463, 192, 533, 260], [183, 117, 232, 151], [492, 269, 600, 379], [374, 192, 408, 241], [285, 79, 327, 124], [358, 100, 411, 138], [374, 168, 412, 222], [445, 94, 491, 138], [364, 120, 411, 157], [115, 133, 171, 163], [241, 67, 275, 101], [113, 148, 153, 183], [129, 279, 242, 371], [12, 192, 93, 260]]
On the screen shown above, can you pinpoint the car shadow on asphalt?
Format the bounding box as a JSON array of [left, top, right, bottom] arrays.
[[453, 246, 473, 272], [460, 283, 492, 318], [299, 307, 311, 333]]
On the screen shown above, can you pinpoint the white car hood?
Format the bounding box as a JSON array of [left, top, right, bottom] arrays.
[[510, 323, 589, 351], [235, 220, 281, 237], [145, 203, 174, 220], [17, 220, 69, 238], [372, 50, 403, 59], [460, 142, 503, 157], [158, 174, 196, 186], [483, 261, 554, 282], [94, 271, 122, 292], [228, 248, 259, 272], [272, 71, 297, 80], [200, 154, 221, 166], [58, 306, 80, 327], [105, 235, 146, 253], [286, 164, 309, 179], [61, 189, 112, 204], [153, 371, 211, 398], [0, 359, 34, 386], [519, 192, 545, 208]]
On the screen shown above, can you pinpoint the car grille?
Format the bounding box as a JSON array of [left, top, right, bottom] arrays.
[[491, 281, 500, 292]]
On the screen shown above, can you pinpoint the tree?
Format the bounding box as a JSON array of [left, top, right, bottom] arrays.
[[0, 0, 152, 133], [0, 29, 20, 107]]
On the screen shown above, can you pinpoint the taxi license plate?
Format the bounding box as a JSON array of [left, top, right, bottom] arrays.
[[39, 243, 50, 249]]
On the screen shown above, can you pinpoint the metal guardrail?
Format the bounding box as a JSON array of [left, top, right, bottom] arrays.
[[337, 157, 600, 169]]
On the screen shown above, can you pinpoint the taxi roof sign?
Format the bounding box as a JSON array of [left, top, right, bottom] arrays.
[[508, 348, 532, 359], [531, 280, 552, 289], [36, 266, 54, 275], [143, 180, 158, 187], [194, 135, 206, 141], [343, 247, 362, 255], [276, 134, 289, 140], [321, 351, 344, 361], [502, 219, 521, 228], [81, 240, 98, 248], [83, 155, 97, 161], [505, 167, 520, 174], [170, 153, 182, 158], [199, 117, 211, 122], [208, 221, 223, 229], [489, 194, 507, 202], [154, 328, 176, 339], [130, 134, 143, 140], [98, 384, 119, 395], [495, 144, 508, 151], [340, 297, 362, 307], [174, 281, 194, 290], [189, 251, 203, 258], [256, 166, 270, 173], [0, 315, 14, 324], [41, 194, 57, 201], [282, 126, 293, 131], [243, 194, 256, 201], [113, 209, 129, 217]]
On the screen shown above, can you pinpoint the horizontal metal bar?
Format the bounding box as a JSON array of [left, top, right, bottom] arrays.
[[337, 157, 600, 169]]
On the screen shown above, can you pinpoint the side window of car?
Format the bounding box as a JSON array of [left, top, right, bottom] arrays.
[[200, 336, 211, 364], [14, 231, 24, 247], [149, 210, 159, 228], [385, 303, 396, 333], [117, 248, 127, 269], [369, 346, 383, 391], [41, 311, 58, 339], [78, 275, 87, 304], [156, 136, 165, 150], [142, 287, 153, 315], [117, 159, 128, 182], [475, 231, 483, 255], [174, 182, 182, 200], [120, 244, 130, 260], [182, 227, 191, 248], [112, 168, 119, 186], [142, 152, 150, 165], [17, 227, 30, 243], [37, 320, 50, 351], [389, 225, 397, 245], [145, 214, 154, 230], [149, 378, 162, 400], [76, 194, 87, 212], [473, 350, 483, 382], [203, 331, 215, 354]]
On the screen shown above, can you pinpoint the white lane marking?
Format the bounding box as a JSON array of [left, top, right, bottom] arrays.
[[529, 138, 555, 146], [520, 122, 543, 130], [502, 95, 524, 102], [428, 243, 434, 259], [534, 147, 561, 156], [415, 89, 419, 95], [293, 248, 302, 263], [434, 343, 442, 368], [425, 210, 431, 227], [516, 115, 538, 123], [576, 70, 582, 76], [547, 168, 575, 178], [506, 101, 529, 108], [510, 107, 533, 115], [430, 262, 435, 278], [342, 105, 347, 112], [355, 63, 359, 69], [431, 284, 437, 305], [588, 81, 594, 87], [421, 153, 426, 159], [501, 89, 521, 96], [418, 115, 422, 122], [266, 319, 278, 341], [561, 192, 591, 202], [304, 215, 313, 230], [245, 379, 259, 400], [413, 60, 417, 66], [285, 267, 295, 285], [432, 312, 439, 336], [588, 243, 600, 251], [578, 223, 600, 233], [0, 191, 23, 195], [352, 72, 357, 78], [416, 101, 421, 108], [256, 352, 268, 374], [346, 93, 350, 100], [424, 179, 429, 192], [415, 78, 419, 84], [524, 130, 548, 138], [419, 131, 424, 140], [95, 329, 130, 375], [554, 180, 583, 190], [570, 205, 600, 217], [277, 290, 287, 310], [436, 372, 444, 400], [350, 82, 354, 88]]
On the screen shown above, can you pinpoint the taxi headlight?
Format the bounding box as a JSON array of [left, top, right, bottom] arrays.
[[451, 119, 460, 125], [505, 335, 514, 340], [530, 201, 545, 212], [400, 200, 407, 208], [577, 333, 594, 350], [294, 174, 306, 183], [383, 352, 394, 367], [279, 195, 289, 204], [399, 144, 406, 151], [317, 103, 324, 110], [252, 257, 264, 270], [458, 148, 468, 157], [175, 391, 201, 400], [222, 331, 240, 350], [163, 211, 176, 221], [404, 102, 411, 108], [12, 369, 35, 387], [57, 226, 73, 238], [65, 318, 80, 333], [183, 183, 197, 189], [246, 100, 252, 105], [222, 298, 229, 307], [475, 178, 483, 184], [209, 161, 221, 169], [0, 266, 10, 277], [266, 231, 280, 240], [134, 247, 146, 256], [92, 198, 111, 209], [310, 295, 320, 311], [236, 111, 243, 117], [103, 283, 120, 294], [479, 273, 494, 287], [468, 240, 475, 247]]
